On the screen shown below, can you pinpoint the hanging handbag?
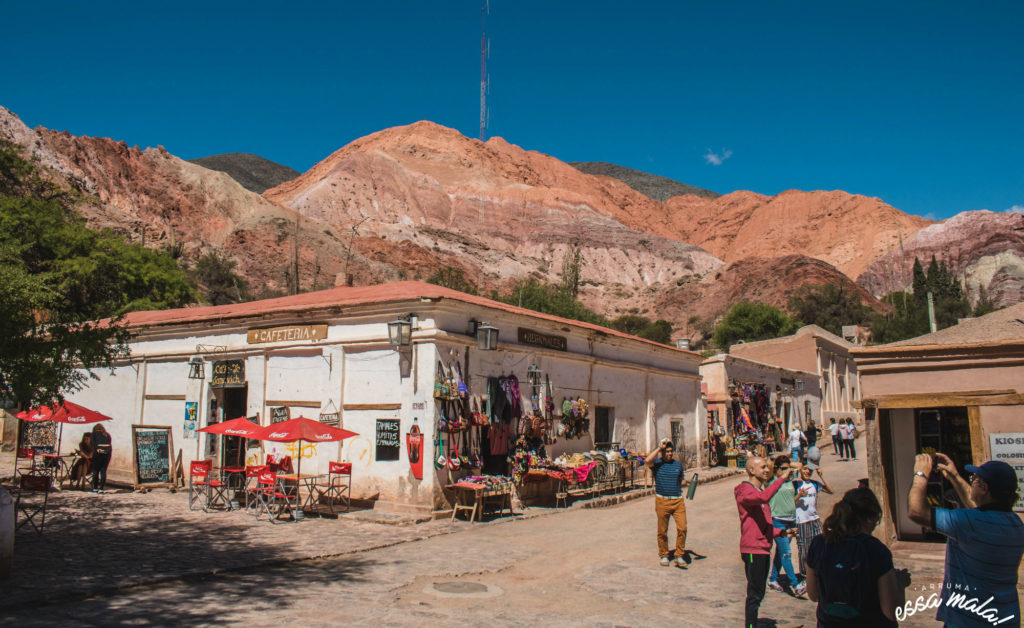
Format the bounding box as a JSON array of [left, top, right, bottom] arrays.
[[436, 361, 450, 399], [446, 363, 460, 401], [455, 362, 469, 399], [447, 433, 461, 470], [435, 432, 447, 469]]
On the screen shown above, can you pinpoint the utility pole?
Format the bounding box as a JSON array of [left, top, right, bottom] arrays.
[[927, 291, 938, 333], [480, 0, 489, 141]]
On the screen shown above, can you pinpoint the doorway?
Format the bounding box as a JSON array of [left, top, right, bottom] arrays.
[[220, 386, 249, 467], [594, 406, 614, 448]]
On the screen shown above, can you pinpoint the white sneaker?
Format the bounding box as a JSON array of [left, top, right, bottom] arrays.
[[768, 581, 785, 592], [793, 581, 807, 596], [659, 557, 670, 567], [674, 557, 687, 568]]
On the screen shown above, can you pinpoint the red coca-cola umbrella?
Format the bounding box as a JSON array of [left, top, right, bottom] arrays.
[[198, 416, 263, 467], [16, 401, 113, 425], [197, 416, 262, 438], [254, 417, 357, 477], [15, 401, 114, 474]]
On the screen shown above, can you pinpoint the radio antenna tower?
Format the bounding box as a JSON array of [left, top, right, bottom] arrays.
[[479, 0, 490, 141]]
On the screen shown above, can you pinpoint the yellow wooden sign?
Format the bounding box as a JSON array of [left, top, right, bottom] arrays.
[[247, 324, 328, 344]]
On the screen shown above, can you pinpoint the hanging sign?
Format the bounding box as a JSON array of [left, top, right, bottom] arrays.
[[270, 406, 290, 424], [247, 324, 328, 344], [517, 328, 567, 351], [375, 418, 401, 461], [211, 360, 245, 388], [318, 412, 340, 426], [990, 433, 1024, 512]]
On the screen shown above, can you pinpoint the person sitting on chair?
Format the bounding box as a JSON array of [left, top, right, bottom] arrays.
[[70, 433, 93, 490]]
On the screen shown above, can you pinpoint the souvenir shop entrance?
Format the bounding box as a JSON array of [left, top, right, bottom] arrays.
[[723, 381, 783, 465]]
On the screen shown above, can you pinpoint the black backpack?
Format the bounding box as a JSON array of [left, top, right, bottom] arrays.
[[818, 536, 872, 620]]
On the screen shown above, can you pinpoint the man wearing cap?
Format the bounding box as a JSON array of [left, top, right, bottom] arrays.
[[908, 453, 1024, 627]]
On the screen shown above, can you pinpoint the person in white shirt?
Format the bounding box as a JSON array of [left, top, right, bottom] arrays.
[[840, 417, 857, 460], [793, 463, 834, 579], [789, 426, 807, 463], [828, 418, 841, 456]]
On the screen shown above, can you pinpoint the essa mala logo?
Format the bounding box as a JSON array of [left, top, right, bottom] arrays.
[[896, 583, 1017, 625]]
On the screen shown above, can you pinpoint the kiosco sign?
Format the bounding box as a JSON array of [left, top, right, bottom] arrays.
[[989, 432, 1024, 512]]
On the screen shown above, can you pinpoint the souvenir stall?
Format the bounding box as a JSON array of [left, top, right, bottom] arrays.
[[722, 380, 783, 468], [435, 357, 648, 512]]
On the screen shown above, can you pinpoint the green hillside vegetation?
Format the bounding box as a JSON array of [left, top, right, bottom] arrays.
[[0, 139, 198, 408]]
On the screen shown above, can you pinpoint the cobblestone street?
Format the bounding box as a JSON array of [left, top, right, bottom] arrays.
[[2, 438, 958, 626]]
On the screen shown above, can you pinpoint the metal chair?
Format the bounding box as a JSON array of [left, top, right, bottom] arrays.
[[314, 462, 352, 514], [188, 459, 227, 511], [254, 469, 296, 524], [14, 473, 51, 536], [15, 448, 37, 479], [243, 465, 268, 513]]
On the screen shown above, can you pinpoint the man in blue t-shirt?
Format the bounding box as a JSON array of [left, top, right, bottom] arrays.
[[908, 453, 1024, 627], [646, 438, 690, 568]]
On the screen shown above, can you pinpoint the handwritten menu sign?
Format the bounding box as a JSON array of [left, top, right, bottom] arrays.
[[375, 419, 401, 461], [270, 406, 290, 424], [132, 425, 175, 487], [211, 360, 245, 388]]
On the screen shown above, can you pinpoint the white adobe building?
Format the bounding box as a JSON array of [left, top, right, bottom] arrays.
[[59, 281, 705, 516]]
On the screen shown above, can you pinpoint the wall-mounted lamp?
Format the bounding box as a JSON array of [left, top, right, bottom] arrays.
[[526, 364, 542, 387], [476, 322, 499, 351], [187, 357, 205, 380], [387, 314, 416, 346]]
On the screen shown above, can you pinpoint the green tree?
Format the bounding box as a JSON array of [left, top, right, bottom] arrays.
[[713, 302, 799, 349], [0, 139, 197, 408], [609, 314, 674, 345], [426, 266, 478, 295], [493, 278, 607, 326], [190, 251, 250, 305], [787, 282, 872, 336]]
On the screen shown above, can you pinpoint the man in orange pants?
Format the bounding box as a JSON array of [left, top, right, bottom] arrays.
[[646, 438, 690, 568]]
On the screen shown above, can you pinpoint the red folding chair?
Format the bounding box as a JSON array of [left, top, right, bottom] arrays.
[[314, 462, 352, 514], [14, 473, 51, 536], [188, 460, 228, 512], [243, 465, 268, 513], [254, 469, 296, 524], [15, 447, 37, 479]]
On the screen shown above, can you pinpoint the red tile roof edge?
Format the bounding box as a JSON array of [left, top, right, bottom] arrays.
[[121, 281, 701, 358]]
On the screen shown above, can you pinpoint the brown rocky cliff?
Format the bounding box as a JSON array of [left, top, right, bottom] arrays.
[[663, 189, 933, 279], [859, 210, 1024, 307]]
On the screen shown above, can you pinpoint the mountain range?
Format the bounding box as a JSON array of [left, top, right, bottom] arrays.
[[2, 105, 1020, 344]]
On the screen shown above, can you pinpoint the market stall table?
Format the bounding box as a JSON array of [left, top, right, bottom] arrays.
[[447, 477, 514, 522]]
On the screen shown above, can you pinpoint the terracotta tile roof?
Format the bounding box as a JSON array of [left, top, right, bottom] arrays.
[[121, 281, 699, 356], [856, 302, 1024, 351]]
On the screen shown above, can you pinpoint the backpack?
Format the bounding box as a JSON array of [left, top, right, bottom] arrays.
[[818, 536, 872, 620]]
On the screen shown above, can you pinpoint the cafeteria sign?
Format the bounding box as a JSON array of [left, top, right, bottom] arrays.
[[248, 324, 327, 344]]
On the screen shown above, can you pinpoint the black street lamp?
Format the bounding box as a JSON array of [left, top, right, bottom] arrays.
[[387, 315, 414, 347]]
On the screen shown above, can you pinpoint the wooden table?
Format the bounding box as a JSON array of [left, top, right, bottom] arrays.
[[447, 481, 514, 522], [276, 473, 325, 512]]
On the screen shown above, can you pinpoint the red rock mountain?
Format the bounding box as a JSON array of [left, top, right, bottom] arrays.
[[9, 105, 977, 341], [662, 190, 932, 279], [859, 210, 1024, 307]]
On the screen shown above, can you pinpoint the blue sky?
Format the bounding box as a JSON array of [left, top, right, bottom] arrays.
[[2, 1, 1021, 219]]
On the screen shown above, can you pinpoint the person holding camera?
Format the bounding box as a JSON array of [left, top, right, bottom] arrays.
[[908, 453, 1024, 627], [646, 438, 690, 568]]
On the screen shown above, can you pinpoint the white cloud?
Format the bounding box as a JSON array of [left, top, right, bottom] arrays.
[[1006, 204, 1024, 213], [703, 148, 733, 166], [922, 212, 937, 221]]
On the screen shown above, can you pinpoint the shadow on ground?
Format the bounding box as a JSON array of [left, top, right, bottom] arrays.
[[2, 488, 371, 624]]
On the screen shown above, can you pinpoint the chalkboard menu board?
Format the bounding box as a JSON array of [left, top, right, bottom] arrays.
[[211, 360, 245, 388], [375, 419, 401, 461], [270, 406, 290, 424], [132, 425, 175, 488]]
